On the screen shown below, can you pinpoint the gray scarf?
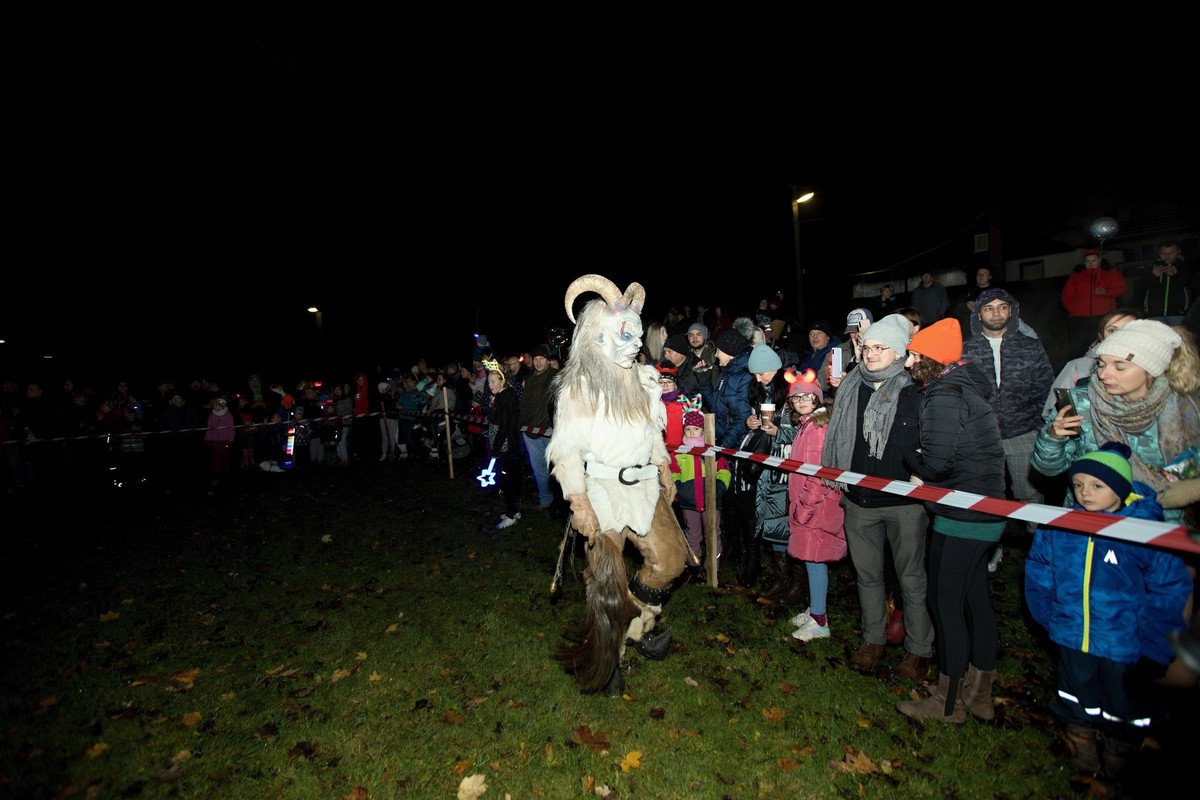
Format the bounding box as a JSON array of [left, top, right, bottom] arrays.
[[822, 360, 913, 479]]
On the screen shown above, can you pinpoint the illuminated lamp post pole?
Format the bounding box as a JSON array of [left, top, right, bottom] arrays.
[[791, 186, 815, 328]]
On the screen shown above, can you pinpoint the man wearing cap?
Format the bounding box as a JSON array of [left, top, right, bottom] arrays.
[[835, 308, 873, 384], [964, 288, 1055, 564], [686, 321, 719, 387], [519, 345, 559, 511], [822, 313, 934, 679]]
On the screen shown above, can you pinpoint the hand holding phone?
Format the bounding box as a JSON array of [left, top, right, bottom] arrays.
[[1053, 389, 1080, 437]]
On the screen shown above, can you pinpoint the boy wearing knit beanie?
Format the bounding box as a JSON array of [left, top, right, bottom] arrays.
[[1025, 441, 1191, 778]]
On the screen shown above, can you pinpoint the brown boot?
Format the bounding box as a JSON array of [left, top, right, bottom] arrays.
[[895, 651, 930, 682], [1063, 723, 1102, 774], [961, 664, 996, 720], [849, 642, 887, 672], [758, 551, 792, 602], [896, 673, 966, 723]]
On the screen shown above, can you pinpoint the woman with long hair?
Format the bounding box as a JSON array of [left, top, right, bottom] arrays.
[[1035, 320, 1200, 526]]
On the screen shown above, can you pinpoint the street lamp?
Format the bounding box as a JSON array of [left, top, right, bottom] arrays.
[[791, 186, 816, 327], [308, 306, 323, 335]]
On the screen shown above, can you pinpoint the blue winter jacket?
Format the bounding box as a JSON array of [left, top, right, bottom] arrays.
[[699, 348, 754, 450], [1024, 485, 1191, 665]]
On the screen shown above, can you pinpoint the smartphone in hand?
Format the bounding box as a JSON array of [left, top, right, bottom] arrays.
[[1054, 388, 1079, 437], [830, 348, 843, 379]]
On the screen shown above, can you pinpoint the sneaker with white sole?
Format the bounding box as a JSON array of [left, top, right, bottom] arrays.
[[789, 609, 814, 629], [791, 619, 830, 642], [496, 512, 521, 529]]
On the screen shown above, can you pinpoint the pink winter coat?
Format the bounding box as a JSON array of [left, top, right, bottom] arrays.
[[786, 409, 846, 563]]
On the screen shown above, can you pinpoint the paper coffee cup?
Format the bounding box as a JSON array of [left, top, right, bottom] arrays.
[[760, 403, 775, 424]]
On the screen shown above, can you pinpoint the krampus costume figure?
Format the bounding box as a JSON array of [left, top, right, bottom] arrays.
[[550, 274, 687, 697]]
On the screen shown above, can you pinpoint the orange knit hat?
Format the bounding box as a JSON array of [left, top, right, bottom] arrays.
[[907, 318, 962, 365]]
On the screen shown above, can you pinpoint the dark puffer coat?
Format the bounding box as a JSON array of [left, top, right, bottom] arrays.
[[963, 288, 1055, 439], [903, 360, 1004, 524]]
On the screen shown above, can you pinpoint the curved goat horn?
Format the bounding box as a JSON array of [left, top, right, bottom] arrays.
[[564, 274, 622, 324], [623, 282, 646, 314]]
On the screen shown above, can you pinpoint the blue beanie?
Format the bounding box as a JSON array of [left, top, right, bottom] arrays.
[[747, 344, 783, 373]]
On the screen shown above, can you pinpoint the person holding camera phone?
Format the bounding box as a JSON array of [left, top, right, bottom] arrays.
[[828, 308, 873, 396]]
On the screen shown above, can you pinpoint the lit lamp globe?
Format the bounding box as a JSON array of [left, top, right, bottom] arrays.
[[1089, 216, 1119, 243]]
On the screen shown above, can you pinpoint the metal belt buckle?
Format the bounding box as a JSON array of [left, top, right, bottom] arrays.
[[618, 465, 645, 485]]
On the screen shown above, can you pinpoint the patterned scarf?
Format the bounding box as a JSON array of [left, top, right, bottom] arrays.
[[1087, 374, 1200, 492], [823, 359, 913, 473]]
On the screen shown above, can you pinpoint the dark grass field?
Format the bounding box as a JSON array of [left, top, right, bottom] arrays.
[[2, 456, 1197, 798]]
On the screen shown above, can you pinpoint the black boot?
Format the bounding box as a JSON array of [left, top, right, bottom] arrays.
[[627, 626, 673, 660], [759, 550, 792, 602], [739, 532, 762, 588], [721, 505, 743, 570], [602, 666, 624, 698], [776, 557, 809, 607]]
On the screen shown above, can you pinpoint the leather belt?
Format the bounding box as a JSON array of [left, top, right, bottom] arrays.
[[585, 462, 658, 485]]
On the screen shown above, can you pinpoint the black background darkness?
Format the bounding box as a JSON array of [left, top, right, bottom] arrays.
[[5, 5, 1194, 389]]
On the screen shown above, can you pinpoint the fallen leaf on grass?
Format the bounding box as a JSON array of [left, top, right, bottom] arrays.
[[454, 757, 474, 775], [99, 611, 120, 622], [288, 741, 317, 760], [790, 744, 815, 756], [330, 668, 353, 683], [573, 725, 611, 753], [779, 680, 798, 693], [266, 666, 302, 681], [385, 623, 399, 634], [170, 668, 201, 685], [684, 676, 698, 687], [220, 692, 235, 701], [714, 633, 729, 643], [619, 751, 642, 772], [442, 710, 467, 724], [778, 757, 798, 772], [171, 750, 192, 764], [39, 697, 59, 710], [85, 741, 109, 758], [341, 787, 368, 800], [320, 534, 333, 543], [368, 671, 383, 682], [355, 651, 368, 661], [180, 712, 202, 727], [457, 774, 486, 800], [828, 747, 878, 775], [762, 707, 786, 722]]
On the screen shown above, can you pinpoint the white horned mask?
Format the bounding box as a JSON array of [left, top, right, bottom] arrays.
[[564, 274, 646, 369]]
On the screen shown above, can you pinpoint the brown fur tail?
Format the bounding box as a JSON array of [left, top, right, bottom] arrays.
[[554, 535, 635, 692]]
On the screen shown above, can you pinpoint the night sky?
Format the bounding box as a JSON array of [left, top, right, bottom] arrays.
[[6, 5, 1195, 392]]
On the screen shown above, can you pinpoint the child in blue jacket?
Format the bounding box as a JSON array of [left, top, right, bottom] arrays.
[[1025, 441, 1192, 779]]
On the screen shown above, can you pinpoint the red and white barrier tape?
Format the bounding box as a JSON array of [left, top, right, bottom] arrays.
[[675, 443, 1200, 556]]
